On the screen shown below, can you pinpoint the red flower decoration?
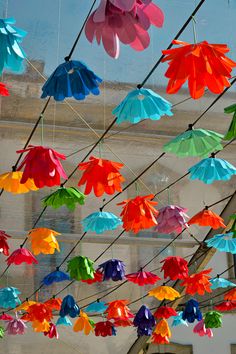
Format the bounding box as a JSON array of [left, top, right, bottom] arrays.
[[0, 82, 9, 96], [126, 270, 160, 286], [160, 256, 189, 280], [6, 247, 38, 265], [214, 301, 236, 312], [113, 319, 133, 327], [151, 333, 170, 344], [81, 269, 103, 284], [188, 208, 226, 229], [26, 303, 53, 323], [118, 194, 158, 233], [17, 145, 67, 188], [180, 269, 212, 295], [44, 323, 59, 339], [0, 313, 13, 321], [105, 300, 134, 320], [224, 288, 236, 301], [0, 230, 11, 256], [153, 306, 178, 319], [44, 298, 62, 311], [162, 40, 236, 99], [95, 320, 115, 337], [78, 156, 125, 197]]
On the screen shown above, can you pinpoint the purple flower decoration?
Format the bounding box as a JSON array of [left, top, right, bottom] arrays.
[[155, 205, 189, 234], [133, 305, 156, 337], [6, 316, 27, 335], [98, 259, 125, 281]]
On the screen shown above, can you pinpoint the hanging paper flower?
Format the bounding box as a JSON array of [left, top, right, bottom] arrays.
[[0, 82, 9, 96], [85, 0, 164, 58], [112, 88, 173, 124], [28, 228, 60, 255], [26, 303, 53, 323], [114, 319, 133, 327], [148, 285, 180, 301], [105, 300, 134, 320], [81, 211, 122, 234], [44, 298, 62, 311], [43, 269, 70, 286], [214, 301, 236, 312], [180, 269, 212, 296], [224, 104, 236, 140], [32, 320, 50, 333], [0, 18, 27, 74], [44, 323, 59, 339], [0, 171, 38, 194], [67, 256, 95, 281], [224, 288, 236, 301], [56, 316, 72, 326], [15, 300, 36, 312], [6, 316, 27, 335], [0, 230, 11, 256], [188, 208, 226, 229], [73, 311, 95, 335], [42, 187, 85, 210], [59, 295, 80, 318], [188, 157, 236, 184], [153, 306, 177, 319], [155, 205, 189, 234], [204, 311, 222, 328], [162, 40, 236, 99], [98, 259, 125, 281], [0, 287, 21, 308], [133, 305, 156, 337], [163, 128, 223, 158], [171, 312, 188, 327], [95, 320, 116, 337], [210, 277, 235, 290], [151, 333, 170, 344], [160, 256, 188, 280], [0, 313, 13, 321], [81, 269, 103, 284], [182, 299, 202, 323], [126, 269, 160, 286], [41, 60, 102, 101], [152, 319, 171, 344], [17, 145, 67, 188], [205, 232, 236, 253], [85, 301, 108, 314], [0, 326, 4, 338], [6, 247, 38, 266], [118, 194, 158, 233], [193, 320, 213, 337], [78, 156, 125, 197]]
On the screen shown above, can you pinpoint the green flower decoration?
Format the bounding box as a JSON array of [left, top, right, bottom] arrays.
[[228, 214, 236, 238], [224, 104, 236, 141], [42, 187, 85, 211], [67, 256, 95, 281], [163, 127, 223, 157], [204, 311, 222, 328], [0, 326, 4, 339]]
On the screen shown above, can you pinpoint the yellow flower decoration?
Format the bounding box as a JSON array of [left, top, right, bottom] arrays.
[[28, 228, 60, 255], [148, 285, 180, 301], [32, 319, 50, 333], [73, 311, 95, 335], [154, 319, 171, 338], [0, 171, 38, 194], [15, 300, 37, 312]]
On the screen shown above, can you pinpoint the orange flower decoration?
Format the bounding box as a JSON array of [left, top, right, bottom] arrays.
[[78, 156, 125, 197], [73, 311, 95, 335], [32, 320, 50, 333], [0, 171, 38, 194], [224, 288, 236, 301], [118, 194, 158, 233], [153, 319, 171, 338], [148, 286, 180, 301], [180, 269, 212, 295], [152, 333, 170, 344], [28, 228, 60, 255], [105, 300, 134, 320], [188, 208, 226, 229], [162, 40, 236, 99], [44, 298, 62, 311], [15, 300, 36, 312]]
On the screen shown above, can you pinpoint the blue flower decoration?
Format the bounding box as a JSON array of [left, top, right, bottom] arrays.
[[205, 232, 236, 253], [0, 287, 21, 308], [182, 299, 202, 323], [85, 301, 108, 314], [56, 316, 72, 326], [112, 88, 173, 124], [42, 270, 70, 286], [41, 60, 102, 101], [81, 211, 122, 234], [59, 295, 80, 318], [133, 305, 156, 337], [0, 18, 27, 74], [188, 157, 236, 184], [210, 277, 236, 290], [98, 259, 125, 281], [171, 311, 188, 327]]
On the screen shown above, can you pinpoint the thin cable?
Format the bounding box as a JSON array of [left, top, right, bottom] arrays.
[[94, 230, 126, 262]]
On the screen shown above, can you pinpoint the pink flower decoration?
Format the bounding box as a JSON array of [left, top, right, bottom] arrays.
[[6, 248, 38, 265], [0, 313, 13, 321], [193, 320, 213, 338], [85, 0, 164, 58], [6, 317, 27, 335], [155, 205, 189, 234], [125, 270, 160, 286], [44, 323, 59, 339]]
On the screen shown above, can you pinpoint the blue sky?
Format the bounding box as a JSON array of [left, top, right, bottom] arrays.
[[0, 0, 236, 87]]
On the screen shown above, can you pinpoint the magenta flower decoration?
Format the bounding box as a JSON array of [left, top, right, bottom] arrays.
[[155, 205, 189, 234], [6, 316, 27, 335], [193, 320, 213, 338]]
